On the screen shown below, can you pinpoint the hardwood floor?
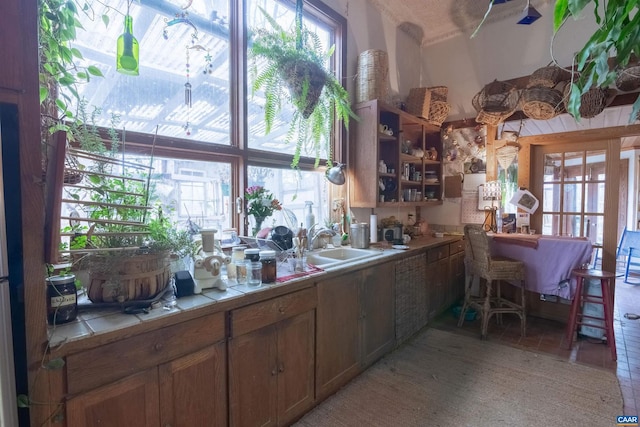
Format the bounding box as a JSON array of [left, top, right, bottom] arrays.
[[432, 275, 640, 415]]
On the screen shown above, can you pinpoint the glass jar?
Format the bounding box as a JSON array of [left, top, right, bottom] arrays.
[[244, 248, 261, 286], [260, 250, 277, 284], [228, 245, 246, 283], [46, 274, 78, 325]]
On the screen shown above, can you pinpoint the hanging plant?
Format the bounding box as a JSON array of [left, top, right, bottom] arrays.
[[249, 0, 357, 169], [553, 0, 640, 122]]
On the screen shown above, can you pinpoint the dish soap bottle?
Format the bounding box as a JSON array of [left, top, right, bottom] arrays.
[[304, 201, 315, 232]]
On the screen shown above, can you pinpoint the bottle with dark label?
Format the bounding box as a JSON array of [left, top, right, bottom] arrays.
[[46, 274, 78, 325]]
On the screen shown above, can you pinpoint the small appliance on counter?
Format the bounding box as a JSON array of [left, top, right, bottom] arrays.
[[191, 229, 231, 292]]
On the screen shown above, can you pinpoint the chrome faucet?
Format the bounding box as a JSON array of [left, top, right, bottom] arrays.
[[309, 227, 337, 251]]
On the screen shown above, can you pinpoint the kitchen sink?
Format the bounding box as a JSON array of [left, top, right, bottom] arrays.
[[314, 247, 376, 260], [306, 247, 381, 268]]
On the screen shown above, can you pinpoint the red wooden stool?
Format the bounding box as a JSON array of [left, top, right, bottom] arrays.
[[565, 268, 616, 361]]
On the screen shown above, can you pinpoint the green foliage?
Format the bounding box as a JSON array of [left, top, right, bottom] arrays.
[[146, 206, 198, 259], [553, 0, 640, 122], [39, 0, 106, 135], [249, 7, 357, 169]]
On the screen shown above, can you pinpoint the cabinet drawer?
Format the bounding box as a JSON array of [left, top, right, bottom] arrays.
[[230, 288, 317, 337], [449, 240, 465, 256], [427, 245, 450, 263], [66, 312, 225, 395]]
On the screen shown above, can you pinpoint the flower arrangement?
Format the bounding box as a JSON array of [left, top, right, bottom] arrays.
[[245, 186, 282, 235]]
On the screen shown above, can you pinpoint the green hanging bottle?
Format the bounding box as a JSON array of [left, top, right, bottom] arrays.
[[117, 15, 139, 75]]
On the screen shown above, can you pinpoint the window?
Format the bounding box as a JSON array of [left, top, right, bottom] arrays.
[[60, 0, 346, 245]]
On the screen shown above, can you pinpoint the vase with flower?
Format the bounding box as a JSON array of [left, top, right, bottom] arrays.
[[245, 186, 282, 236]]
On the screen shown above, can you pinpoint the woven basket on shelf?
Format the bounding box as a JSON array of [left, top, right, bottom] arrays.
[[356, 49, 389, 103], [521, 83, 566, 120], [563, 85, 607, 119], [615, 65, 640, 92], [527, 65, 572, 88], [427, 86, 448, 102], [406, 88, 432, 119], [473, 79, 520, 113], [475, 109, 513, 126], [427, 100, 450, 127]]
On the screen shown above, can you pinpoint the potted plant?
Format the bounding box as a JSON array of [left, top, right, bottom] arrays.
[[60, 104, 197, 303], [249, 0, 357, 169]]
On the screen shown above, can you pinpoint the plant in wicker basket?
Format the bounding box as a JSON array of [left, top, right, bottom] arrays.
[[61, 110, 197, 303], [249, 1, 357, 169]]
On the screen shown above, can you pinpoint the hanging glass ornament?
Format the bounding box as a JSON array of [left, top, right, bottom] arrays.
[[117, 2, 139, 75], [163, 12, 199, 44], [185, 47, 192, 107]]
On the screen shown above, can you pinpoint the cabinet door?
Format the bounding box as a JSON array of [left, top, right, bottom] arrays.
[[159, 343, 227, 427], [229, 325, 278, 427], [66, 368, 160, 427], [426, 258, 450, 319], [361, 262, 395, 366], [277, 310, 315, 426], [449, 250, 466, 306], [395, 254, 428, 344], [315, 271, 361, 400]]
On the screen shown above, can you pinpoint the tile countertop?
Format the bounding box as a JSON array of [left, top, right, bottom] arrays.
[[47, 235, 462, 349]]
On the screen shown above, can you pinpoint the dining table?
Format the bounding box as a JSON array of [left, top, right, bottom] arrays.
[[489, 234, 594, 301]]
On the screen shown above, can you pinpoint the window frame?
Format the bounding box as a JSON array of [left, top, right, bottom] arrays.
[[60, 0, 348, 241]]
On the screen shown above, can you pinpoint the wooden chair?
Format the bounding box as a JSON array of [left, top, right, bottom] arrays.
[[458, 224, 526, 339]]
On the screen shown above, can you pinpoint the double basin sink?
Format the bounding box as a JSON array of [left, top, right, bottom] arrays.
[[306, 247, 384, 269]]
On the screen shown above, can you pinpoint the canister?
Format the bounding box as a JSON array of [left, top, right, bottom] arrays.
[[350, 223, 370, 249], [46, 274, 78, 325]]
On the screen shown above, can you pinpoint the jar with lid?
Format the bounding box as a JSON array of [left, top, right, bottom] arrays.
[[244, 248, 262, 286], [260, 250, 277, 284], [46, 274, 78, 325], [228, 245, 246, 283]]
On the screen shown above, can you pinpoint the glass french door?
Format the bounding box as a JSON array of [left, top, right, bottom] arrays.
[[532, 139, 620, 274], [540, 149, 605, 243]]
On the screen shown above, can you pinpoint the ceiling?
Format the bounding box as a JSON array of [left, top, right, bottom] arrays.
[[367, 0, 553, 47]]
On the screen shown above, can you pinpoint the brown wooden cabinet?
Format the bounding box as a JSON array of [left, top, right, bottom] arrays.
[[315, 270, 360, 400], [228, 288, 316, 427], [65, 312, 227, 427], [316, 261, 395, 400], [448, 240, 466, 307], [361, 261, 395, 366], [66, 368, 160, 427], [159, 343, 227, 427], [426, 244, 451, 320], [350, 99, 443, 208]]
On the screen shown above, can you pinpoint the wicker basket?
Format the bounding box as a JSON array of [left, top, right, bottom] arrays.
[[87, 252, 171, 303], [521, 84, 566, 120], [406, 88, 432, 119], [356, 49, 389, 103], [473, 80, 520, 113], [527, 65, 572, 88], [475, 110, 513, 126], [427, 100, 450, 127], [615, 65, 640, 92], [428, 86, 448, 102], [563, 84, 607, 119]]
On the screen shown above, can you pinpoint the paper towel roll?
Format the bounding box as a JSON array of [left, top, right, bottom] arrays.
[[370, 214, 378, 243]]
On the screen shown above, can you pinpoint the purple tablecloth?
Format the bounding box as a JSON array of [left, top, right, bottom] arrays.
[[490, 236, 593, 300]]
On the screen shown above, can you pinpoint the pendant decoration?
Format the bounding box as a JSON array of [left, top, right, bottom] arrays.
[[163, 12, 199, 44], [189, 45, 213, 75], [185, 47, 192, 107]]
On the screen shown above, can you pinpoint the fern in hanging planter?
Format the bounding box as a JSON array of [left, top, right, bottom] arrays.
[[249, 4, 357, 169]]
